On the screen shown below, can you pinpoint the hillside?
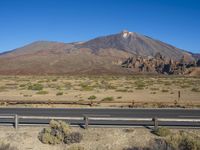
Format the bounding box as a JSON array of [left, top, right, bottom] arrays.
[[0, 31, 195, 75]]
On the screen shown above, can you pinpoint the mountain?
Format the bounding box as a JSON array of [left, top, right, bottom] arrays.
[[191, 53, 200, 60], [78, 31, 190, 61], [0, 31, 195, 75]]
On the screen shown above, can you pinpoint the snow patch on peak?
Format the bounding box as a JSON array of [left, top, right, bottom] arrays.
[[121, 30, 133, 38]]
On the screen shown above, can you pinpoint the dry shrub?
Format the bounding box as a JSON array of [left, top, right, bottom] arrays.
[[154, 127, 171, 137], [38, 120, 82, 145], [166, 131, 200, 150], [64, 132, 83, 144], [124, 139, 173, 150]]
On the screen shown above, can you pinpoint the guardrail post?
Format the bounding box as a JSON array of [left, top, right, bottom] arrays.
[[14, 114, 18, 129], [84, 116, 89, 129], [152, 117, 158, 131]]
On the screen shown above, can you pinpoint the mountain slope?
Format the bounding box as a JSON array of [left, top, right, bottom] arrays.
[[0, 31, 195, 75]]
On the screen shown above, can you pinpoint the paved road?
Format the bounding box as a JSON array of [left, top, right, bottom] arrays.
[[0, 108, 200, 127], [0, 108, 200, 118]]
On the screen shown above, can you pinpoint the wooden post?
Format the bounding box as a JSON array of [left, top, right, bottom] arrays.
[[178, 91, 181, 101], [14, 114, 18, 129], [84, 116, 89, 129], [132, 100, 135, 108], [90, 100, 93, 107], [152, 117, 158, 131]]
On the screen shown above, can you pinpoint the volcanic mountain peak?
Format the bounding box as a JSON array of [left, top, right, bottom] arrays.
[[77, 31, 190, 61]]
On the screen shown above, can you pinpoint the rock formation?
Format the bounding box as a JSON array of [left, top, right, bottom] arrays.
[[121, 53, 198, 75]]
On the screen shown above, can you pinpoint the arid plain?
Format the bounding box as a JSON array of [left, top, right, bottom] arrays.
[[0, 75, 199, 108]]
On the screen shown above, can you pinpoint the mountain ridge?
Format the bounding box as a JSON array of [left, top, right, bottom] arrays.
[[0, 31, 197, 75]]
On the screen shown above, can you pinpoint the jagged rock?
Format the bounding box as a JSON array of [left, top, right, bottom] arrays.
[[121, 53, 197, 75]]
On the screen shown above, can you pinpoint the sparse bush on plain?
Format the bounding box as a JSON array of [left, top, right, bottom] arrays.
[[64, 82, 72, 90], [135, 87, 144, 90], [79, 84, 93, 91], [52, 78, 58, 82], [56, 92, 63, 96], [191, 88, 200, 92], [135, 80, 146, 90], [101, 96, 114, 101], [115, 89, 128, 92], [150, 87, 159, 91], [19, 84, 26, 87], [150, 92, 156, 94], [36, 90, 48, 94], [180, 84, 191, 89], [164, 81, 172, 86], [161, 89, 169, 93], [88, 95, 96, 100], [28, 83, 43, 91]]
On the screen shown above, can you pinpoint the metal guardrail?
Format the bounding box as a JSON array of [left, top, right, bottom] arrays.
[[0, 114, 200, 130]]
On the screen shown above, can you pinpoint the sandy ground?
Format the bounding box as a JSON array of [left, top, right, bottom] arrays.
[[0, 126, 199, 150], [0, 126, 158, 150]]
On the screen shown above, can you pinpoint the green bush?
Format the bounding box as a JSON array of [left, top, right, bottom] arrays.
[[28, 83, 43, 91], [88, 95, 96, 100], [36, 91, 48, 94], [161, 89, 169, 93], [19, 84, 26, 87], [150, 88, 159, 91], [135, 87, 144, 90], [154, 127, 171, 137], [115, 89, 128, 92], [56, 92, 63, 96], [52, 78, 58, 82], [134, 80, 146, 89], [101, 96, 114, 101], [79, 83, 94, 91]]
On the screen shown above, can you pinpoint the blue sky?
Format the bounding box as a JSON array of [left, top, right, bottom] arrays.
[[0, 0, 200, 53]]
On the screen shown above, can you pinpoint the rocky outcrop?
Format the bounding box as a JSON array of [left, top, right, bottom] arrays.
[[197, 59, 200, 67], [121, 53, 197, 75]]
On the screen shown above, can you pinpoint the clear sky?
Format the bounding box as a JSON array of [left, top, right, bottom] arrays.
[[0, 0, 200, 53]]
